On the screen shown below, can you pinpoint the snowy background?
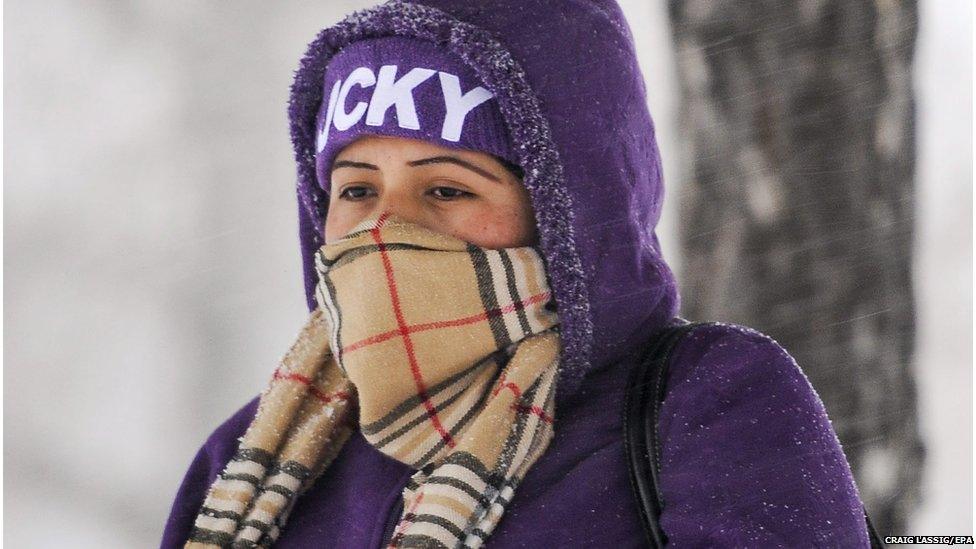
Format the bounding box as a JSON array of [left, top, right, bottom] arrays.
[[4, 1, 971, 546]]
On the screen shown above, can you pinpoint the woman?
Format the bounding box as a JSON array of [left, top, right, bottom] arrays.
[[163, 1, 870, 546]]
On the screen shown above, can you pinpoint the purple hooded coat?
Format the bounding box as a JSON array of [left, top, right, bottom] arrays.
[[162, 1, 869, 547]]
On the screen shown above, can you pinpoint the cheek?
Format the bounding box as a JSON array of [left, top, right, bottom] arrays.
[[453, 202, 537, 249], [323, 207, 356, 243]]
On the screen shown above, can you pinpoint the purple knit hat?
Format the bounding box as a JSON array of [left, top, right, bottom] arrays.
[[314, 36, 515, 192]]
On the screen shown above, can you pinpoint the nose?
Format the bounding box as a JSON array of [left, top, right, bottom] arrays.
[[373, 189, 429, 230]]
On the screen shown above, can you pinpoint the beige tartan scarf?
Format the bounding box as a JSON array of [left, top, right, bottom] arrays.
[[188, 213, 561, 548]]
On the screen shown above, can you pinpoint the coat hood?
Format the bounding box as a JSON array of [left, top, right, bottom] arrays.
[[288, 0, 679, 399]]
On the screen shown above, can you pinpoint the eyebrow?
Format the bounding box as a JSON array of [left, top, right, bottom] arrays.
[[331, 160, 379, 172], [407, 156, 502, 183]]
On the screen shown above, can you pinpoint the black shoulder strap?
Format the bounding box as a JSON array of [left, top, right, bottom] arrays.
[[623, 320, 886, 548], [623, 319, 704, 548]]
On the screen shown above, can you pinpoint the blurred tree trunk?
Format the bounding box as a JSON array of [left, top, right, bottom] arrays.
[[668, 0, 922, 534]]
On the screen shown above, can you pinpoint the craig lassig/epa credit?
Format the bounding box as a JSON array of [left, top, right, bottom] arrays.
[[884, 536, 975, 545]]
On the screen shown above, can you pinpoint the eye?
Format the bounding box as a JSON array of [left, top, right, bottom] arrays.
[[428, 186, 473, 201], [337, 185, 375, 201]]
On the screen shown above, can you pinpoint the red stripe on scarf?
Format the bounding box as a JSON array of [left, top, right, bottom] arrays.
[[493, 376, 553, 423], [512, 404, 554, 424], [492, 372, 523, 399], [388, 490, 426, 548], [370, 213, 456, 449], [340, 291, 551, 355], [272, 370, 351, 404]]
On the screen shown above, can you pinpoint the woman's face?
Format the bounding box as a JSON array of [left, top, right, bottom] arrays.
[[324, 136, 538, 249]]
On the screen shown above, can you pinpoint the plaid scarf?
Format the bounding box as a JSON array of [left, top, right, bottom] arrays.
[[188, 213, 561, 548]]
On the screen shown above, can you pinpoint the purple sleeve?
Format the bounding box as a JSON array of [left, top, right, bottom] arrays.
[[657, 324, 869, 547], [160, 397, 260, 549]]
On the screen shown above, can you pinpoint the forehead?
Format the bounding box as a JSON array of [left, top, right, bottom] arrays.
[[330, 135, 524, 185], [335, 135, 480, 161]]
